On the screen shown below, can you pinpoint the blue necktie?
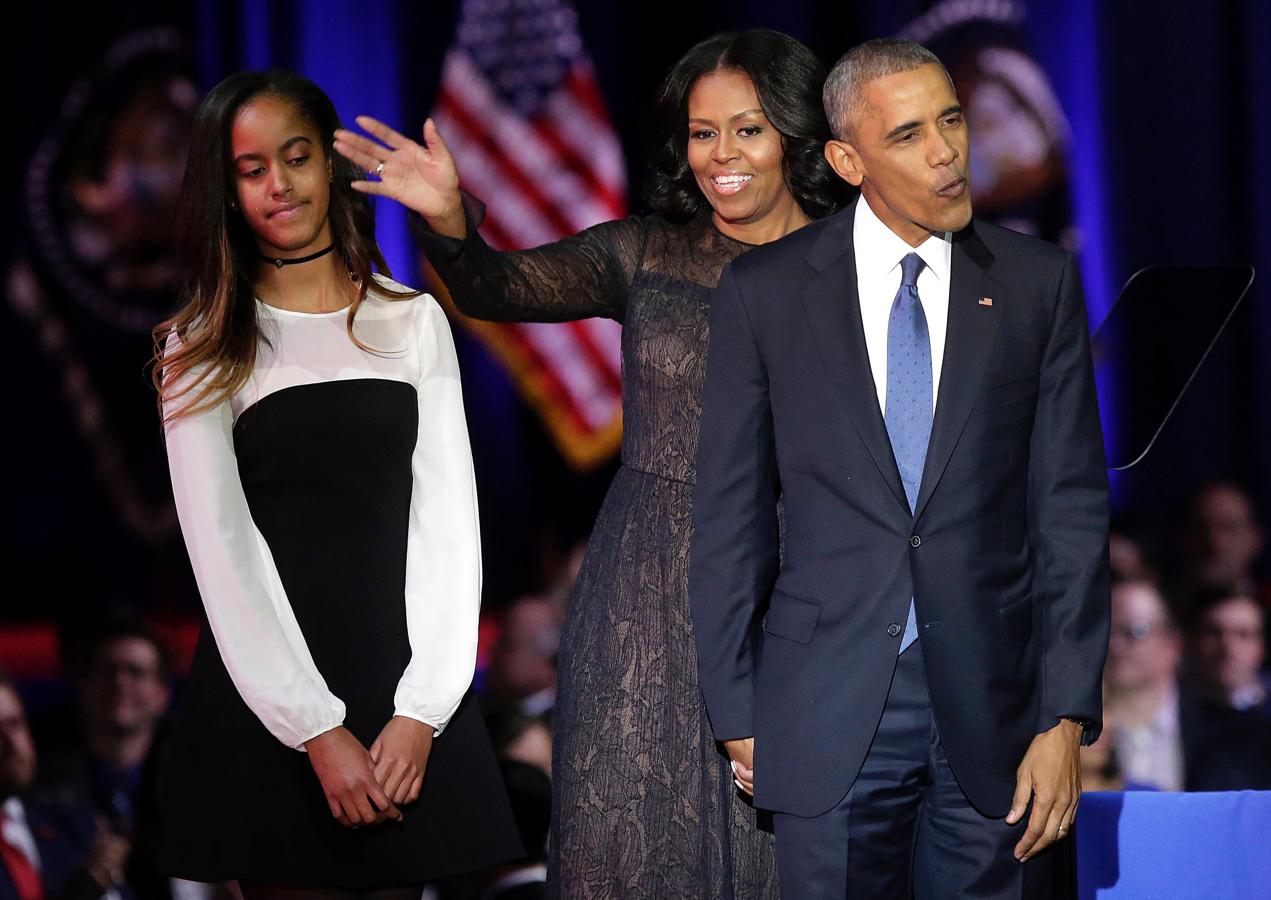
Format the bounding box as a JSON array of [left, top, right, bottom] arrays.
[[885, 253, 931, 653]]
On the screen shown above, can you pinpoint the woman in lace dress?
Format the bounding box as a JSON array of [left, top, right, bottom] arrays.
[[334, 31, 851, 898]]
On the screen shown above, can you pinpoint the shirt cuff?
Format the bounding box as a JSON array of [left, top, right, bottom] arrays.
[[293, 716, 346, 752], [393, 708, 444, 737]]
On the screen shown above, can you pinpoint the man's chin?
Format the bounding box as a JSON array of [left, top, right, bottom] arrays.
[[943, 201, 974, 233]]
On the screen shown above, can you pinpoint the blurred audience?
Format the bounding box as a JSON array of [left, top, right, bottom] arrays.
[[478, 761, 550, 900], [0, 673, 130, 900], [1187, 588, 1270, 712], [1181, 588, 1271, 790], [543, 540, 588, 615], [484, 598, 560, 720], [486, 713, 553, 779], [1178, 482, 1265, 604], [40, 617, 171, 832], [1077, 735, 1122, 793], [1102, 580, 1185, 791], [1108, 527, 1158, 585]]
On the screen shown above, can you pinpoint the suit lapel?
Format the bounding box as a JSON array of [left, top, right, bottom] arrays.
[[913, 223, 1003, 521], [799, 205, 910, 515]]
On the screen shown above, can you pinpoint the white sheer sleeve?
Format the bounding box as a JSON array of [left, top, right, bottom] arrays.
[[392, 298, 482, 736], [163, 334, 346, 750]]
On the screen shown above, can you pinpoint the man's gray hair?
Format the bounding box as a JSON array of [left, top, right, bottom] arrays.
[[823, 39, 947, 141]]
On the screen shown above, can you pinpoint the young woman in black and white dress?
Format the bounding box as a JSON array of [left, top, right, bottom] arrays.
[[153, 70, 520, 898]]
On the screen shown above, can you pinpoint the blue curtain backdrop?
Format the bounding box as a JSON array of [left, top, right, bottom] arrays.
[[5, 0, 1268, 610]]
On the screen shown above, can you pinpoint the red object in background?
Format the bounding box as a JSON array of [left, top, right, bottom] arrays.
[[0, 814, 44, 900], [431, 0, 628, 471], [2, 617, 504, 681], [0, 625, 60, 678]]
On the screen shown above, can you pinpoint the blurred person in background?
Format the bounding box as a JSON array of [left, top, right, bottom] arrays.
[[42, 618, 172, 831], [1076, 736, 1121, 793], [483, 598, 560, 720], [1188, 588, 1270, 712], [479, 761, 550, 900], [1178, 482, 1264, 603], [1103, 580, 1184, 791], [542, 541, 588, 616], [1182, 587, 1271, 790], [0, 674, 130, 900], [484, 713, 553, 780], [1108, 525, 1158, 585]]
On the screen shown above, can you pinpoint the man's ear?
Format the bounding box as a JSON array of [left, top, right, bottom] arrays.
[[825, 139, 865, 187]]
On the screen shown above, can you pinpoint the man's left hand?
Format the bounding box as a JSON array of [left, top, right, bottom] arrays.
[[1006, 718, 1083, 861]]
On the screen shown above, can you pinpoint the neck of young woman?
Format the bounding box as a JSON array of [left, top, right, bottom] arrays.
[[713, 201, 812, 246], [253, 250, 355, 313]]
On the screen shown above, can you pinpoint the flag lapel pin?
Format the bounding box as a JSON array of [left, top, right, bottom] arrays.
[[978, 297, 994, 307]]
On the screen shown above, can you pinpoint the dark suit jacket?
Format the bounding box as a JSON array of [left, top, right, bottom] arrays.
[[1183, 682, 1271, 791], [688, 200, 1111, 819], [0, 798, 98, 900]]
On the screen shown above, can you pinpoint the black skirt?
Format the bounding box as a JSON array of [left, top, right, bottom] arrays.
[[159, 379, 521, 887]]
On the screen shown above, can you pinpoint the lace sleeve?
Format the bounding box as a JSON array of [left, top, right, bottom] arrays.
[[409, 192, 645, 324]]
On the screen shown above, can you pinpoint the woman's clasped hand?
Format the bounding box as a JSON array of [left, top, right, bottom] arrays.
[[304, 716, 434, 827]]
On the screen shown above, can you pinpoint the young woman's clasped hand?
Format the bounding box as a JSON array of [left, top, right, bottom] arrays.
[[304, 716, 433, 828]]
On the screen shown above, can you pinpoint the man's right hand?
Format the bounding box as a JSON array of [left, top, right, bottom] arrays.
[[83, 818, 130, 891], [724, 737, 755, 796], [305, 726, 403, 828]]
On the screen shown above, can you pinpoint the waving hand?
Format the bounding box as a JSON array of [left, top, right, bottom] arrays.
[[334, 116, 466, 238]]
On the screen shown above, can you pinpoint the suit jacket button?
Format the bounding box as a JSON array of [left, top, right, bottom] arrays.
[[910, 535, 922, 548], [887, 623, 902, 637]]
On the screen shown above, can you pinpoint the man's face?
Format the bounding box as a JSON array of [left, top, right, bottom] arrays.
[[80, 636, 170, 736], [0, 686, 36, 798], [490, 600, 560, 700], [1191, 597, 1265, 696], [1106, 582, 1181, 693], [1191, 486, 1263, 581], [830, 63, 972, 246]]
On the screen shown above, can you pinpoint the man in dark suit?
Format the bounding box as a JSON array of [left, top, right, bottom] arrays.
[[689, 38, 1109, 898]]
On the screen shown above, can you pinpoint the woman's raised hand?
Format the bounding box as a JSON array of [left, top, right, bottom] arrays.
[[334, 117, 466, 238]]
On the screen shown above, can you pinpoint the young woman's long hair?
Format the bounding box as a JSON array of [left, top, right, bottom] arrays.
[[152, 70, 417, 423], [645, 30, 853, 222]]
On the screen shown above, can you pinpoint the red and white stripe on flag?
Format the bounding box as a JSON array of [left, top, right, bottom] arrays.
[[429, 0, 627, 470]]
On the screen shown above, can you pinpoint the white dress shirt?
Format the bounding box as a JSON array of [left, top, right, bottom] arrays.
[[852, 195, 953, 416], [1114, 689, 1185, 791], [164, 277, 481, 748], [0, 797, 41, 875]]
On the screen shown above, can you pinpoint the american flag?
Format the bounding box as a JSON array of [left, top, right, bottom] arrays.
[[431, 0, 627, 470]]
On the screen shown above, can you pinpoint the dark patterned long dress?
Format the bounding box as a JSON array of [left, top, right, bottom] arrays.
[[413, 202, 780, 898]]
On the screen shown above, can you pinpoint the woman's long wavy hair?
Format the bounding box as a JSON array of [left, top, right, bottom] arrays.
[[152, 70, 417, 423], [645, 30, 853, 223]]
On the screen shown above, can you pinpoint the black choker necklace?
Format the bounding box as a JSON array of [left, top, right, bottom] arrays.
[[259, 245, 334, 269]]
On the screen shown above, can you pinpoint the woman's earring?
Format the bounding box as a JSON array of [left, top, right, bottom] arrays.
[[228, 199, 238, 210]]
